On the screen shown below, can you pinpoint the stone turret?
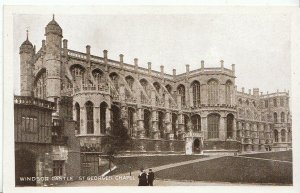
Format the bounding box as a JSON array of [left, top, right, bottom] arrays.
[[44, 15, 63, 104], [20, 30, 34, 96]]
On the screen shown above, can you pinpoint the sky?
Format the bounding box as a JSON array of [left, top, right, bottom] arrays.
[[13, 13, 291, 95]]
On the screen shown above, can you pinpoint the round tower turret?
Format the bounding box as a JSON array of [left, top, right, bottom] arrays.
[[44, 14, 63, 103], [45, 14, 62, 37], [20, 31, 34, 96]]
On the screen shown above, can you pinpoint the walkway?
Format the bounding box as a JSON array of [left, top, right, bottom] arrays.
[[59, 155, 224, 186]]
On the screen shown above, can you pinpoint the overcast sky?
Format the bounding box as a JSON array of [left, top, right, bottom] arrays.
[[13, 13, 291, 95]]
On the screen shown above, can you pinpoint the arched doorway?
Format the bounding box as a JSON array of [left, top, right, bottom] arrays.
[[193, 138, 201, 153], [15, 149, 36, 186]]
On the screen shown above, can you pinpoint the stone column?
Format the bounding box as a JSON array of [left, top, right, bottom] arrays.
[[189, 86, 193, 107], [232, 118, 237, 140], [219, 84, 226, 104], [201, 84, 207, 105], [94, 106, 100, 135], [201, 116, 208, 140]]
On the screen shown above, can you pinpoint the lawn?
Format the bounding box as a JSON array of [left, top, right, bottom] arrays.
[[239, 150, 292, 162], [156, 151, 292, 185], [109, 155, 206, 175]]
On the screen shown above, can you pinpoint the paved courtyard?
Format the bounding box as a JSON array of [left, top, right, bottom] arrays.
[[60, 151, 292, 186]]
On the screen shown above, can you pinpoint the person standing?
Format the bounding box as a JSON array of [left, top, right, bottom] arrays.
[[138, 168, 148, 186], [147, 169, 155, 186]]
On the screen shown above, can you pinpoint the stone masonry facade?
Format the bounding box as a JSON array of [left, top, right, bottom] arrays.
[[18, 16, 292, 173]]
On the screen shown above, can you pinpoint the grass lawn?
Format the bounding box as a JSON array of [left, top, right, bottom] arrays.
[[239, 151, 292, 162], [156, 151, 292, 185], [109, 155, 206, 175]]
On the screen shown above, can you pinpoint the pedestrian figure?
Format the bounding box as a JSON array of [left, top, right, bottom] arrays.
[[138, 168, 148, 186], [147, 169, 155, 186]]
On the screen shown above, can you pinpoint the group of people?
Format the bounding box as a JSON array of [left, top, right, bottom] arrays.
[[138, 168, 155, 186]]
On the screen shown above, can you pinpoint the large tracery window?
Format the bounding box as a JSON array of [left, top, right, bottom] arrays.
[[153, 82, 161, 93], [177, 84, 186, 106], [34, 69, 47, 99], [71, 65, 85, 85], [140, 79, 150, 96], [172, 113, 178, 139], [75, 103, 80, 120], [281, 129, 286, 142], [85, 101, 94, 134], [274, 130, 279, 142], [158, 111, 165, 138], [128, 107, 135, 136], [226, 114, 234, 139], [100, 102, 108, 134], [144, 110, 151, 138], [207, 113, 220, 139], [183, 115, 190, 133], [92, 69, 104, 85], [225, 80, 232, 105], [208, 79, 219, 104], [166, 84, 172, 94], [109, 72, 119, 91], [192, 81, 201, 107], [125, 76, 134, 90], [191, 114, 201, 132]]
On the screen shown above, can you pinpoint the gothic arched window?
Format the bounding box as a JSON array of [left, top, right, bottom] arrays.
[[125, 76, 134, 90], [166, 84, 172, 94], [191, 81, 201, 107], [227, 114, 234, 139], [34, 69, 47, 99], [274, 130, 279, 142], [281, 129, 286, 142], [281, 112, 285, 123], [92, 69, 104, 85], [109, 72, 119, 91], [100, 102, 108, 134], [208, 113, 220, 139], [140, 79, 150, 96], [70, 64, 85, 85], [177, 84, 186, 106], [85, 101, 94, 134], [128, 107, 135, 136], [274, 112, 278, 123], [208, 79, 219, 104], [191, 114, 201, 132]]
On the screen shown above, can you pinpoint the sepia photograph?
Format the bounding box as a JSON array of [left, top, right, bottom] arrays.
[[3, 5, 300, 193]]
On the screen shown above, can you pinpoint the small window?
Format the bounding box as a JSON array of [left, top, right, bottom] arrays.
[[53, 160, 64, 176], [265, 100, 269, 108], [21, 116, 38, 133], [280, 98, 284, 107]]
